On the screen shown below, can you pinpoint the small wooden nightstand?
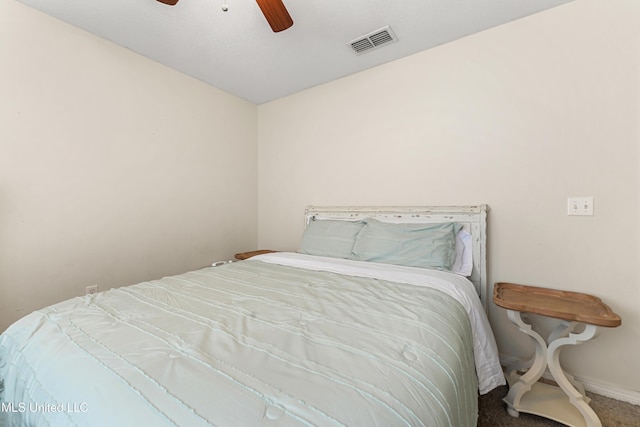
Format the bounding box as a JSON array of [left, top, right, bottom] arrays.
[[234, 250, 278, 260], [494, 282, 621, 427]]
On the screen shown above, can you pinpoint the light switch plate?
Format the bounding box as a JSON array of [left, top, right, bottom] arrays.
[[568, 197, 594, 216]]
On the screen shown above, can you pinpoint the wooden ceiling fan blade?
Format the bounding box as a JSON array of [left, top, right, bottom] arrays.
[[157, 0, 179, 5], [255, 0, 294, 32]]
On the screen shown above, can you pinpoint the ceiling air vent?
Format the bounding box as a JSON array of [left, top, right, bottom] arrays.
[[348, 26, 398, 55]]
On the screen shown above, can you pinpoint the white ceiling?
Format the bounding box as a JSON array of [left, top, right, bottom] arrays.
[[17, 0, 573, 104]]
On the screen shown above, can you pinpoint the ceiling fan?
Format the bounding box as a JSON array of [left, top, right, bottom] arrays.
[[156, 0, 294, 33]]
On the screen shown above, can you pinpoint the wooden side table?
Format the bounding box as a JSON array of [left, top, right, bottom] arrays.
[[234, 250, 278, 260], [493, 282, 621, 427]]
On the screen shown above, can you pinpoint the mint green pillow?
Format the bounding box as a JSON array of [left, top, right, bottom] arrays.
[[350, 220, 462, 270], [299, 219, 365, 258]]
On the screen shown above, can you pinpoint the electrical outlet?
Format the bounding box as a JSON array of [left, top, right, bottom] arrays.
[[85, 285, 99, 295], [567, 197, 594, 216]]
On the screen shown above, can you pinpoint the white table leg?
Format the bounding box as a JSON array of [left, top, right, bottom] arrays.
[[547, 321, 590, 403], [504, 313, 537, 378], [547, 323, 601, 427], [503, 310, 603, 427], [503, 310, 549, 417]]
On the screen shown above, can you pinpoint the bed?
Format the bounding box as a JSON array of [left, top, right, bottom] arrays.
[[0, 205, 505, 427]]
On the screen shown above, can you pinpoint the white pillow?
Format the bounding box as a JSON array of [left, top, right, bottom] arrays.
[[451, 229, 473, 276]]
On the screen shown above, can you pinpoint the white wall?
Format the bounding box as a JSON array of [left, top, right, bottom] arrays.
[[258, 0, 640, 397], [0, 0, 258, 331]]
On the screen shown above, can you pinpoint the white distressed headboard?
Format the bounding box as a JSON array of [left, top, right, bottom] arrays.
[[304, 205, 489, 312]]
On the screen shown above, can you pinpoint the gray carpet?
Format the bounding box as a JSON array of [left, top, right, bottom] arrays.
[[478, 385, 640, 426]]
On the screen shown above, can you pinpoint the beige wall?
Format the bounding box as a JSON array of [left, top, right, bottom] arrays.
[[258, 0, 640, 397], [0, 1, 258, 331]]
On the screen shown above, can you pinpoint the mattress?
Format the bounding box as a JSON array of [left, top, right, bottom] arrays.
[[0, 253, 504, 427]]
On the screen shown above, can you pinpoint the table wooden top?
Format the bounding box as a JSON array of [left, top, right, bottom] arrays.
[[493, 282, 621, 327], [234, 249, 278, 260]]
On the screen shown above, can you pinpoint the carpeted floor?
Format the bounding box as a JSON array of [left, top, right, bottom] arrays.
[[478, 385, 640, 427]]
